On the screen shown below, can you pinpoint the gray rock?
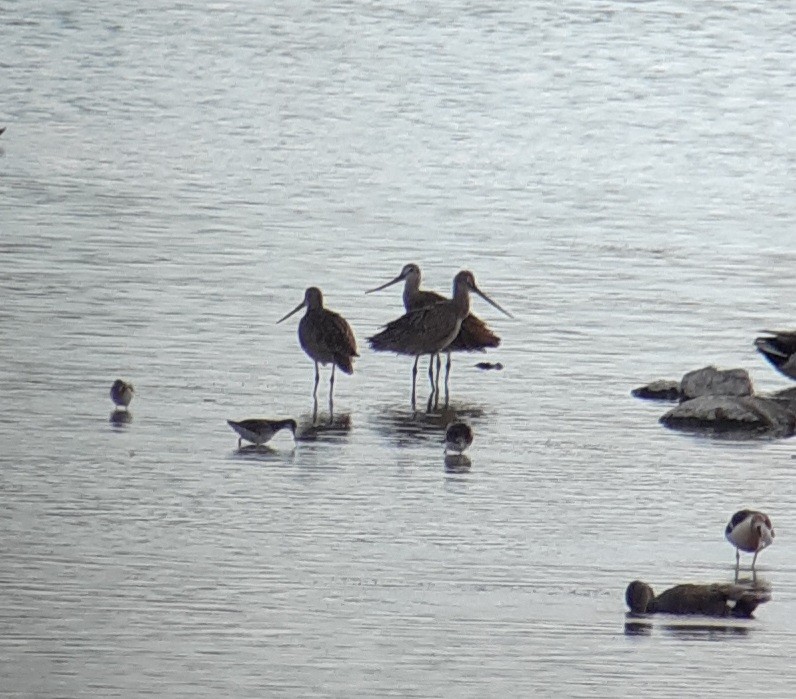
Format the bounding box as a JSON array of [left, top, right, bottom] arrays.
[[631, 380, 681, 401], [679, 366, 753, 402], [660, 395, 796, 438], [770, 386, 796, 402]]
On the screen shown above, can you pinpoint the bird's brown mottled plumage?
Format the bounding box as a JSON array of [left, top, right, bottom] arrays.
[[299, 305, 358, 374], [280, 287, 358, 374], [368, 270, 511, 409], [369, 271, 510, 357], [278, 287, 358, 418], [625, 580, 769, 618], [367, 263, 501, 353]]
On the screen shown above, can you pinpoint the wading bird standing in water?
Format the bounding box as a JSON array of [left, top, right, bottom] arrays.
[[367, 263, 500, 407], [725, 509, 774, 579], [227, 418, 297, 448], [110, 379, 134, 409], [444, 421, 473, 455], [278, 287, 358, 422], [368, 270, 512, 411]]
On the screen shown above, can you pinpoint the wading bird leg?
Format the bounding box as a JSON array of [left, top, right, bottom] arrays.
[[444, 352, 451, 407], [751, 548, 759, 572], [427, 355, 436, 411], [734, 548, 740, 581], [313, 362, 320, 401], [329, 364, 336, 422], [411, 356, 419, 410], [433, 354, 441, 410]]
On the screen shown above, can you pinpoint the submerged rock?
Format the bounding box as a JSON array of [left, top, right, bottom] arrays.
[[660, 395, 796, 438]]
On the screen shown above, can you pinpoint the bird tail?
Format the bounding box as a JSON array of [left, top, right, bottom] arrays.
[[446, 314, 500, 352], [335, 353, 355, 375]]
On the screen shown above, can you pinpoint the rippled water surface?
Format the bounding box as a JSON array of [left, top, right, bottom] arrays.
[[2, 1, 795, 696]]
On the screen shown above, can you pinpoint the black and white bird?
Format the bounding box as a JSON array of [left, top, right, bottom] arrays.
[[755, 330, 796, 380], [725, 509, 775, 575], [444, 422, 473, 455]]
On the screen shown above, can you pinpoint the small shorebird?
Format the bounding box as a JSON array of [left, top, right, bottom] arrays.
[[110, 379, 134, 409], [367, 264, 501, 404], [625, 580, 769, 618], [368, 270, 512, 410], [278, 287, 358, 420], [755, 330, 796, 380], [725, 509, 775, 575], [445, 422, 473, 454], [227, 418, 297, 448]]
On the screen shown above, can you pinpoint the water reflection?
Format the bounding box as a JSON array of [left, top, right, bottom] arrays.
[[231, 444, 296, 465], [370, 403, 485, 450], [444, 454, 472, 473], [296, 412, 352, 443], [109, 409, 133, 426], [624, 619, 752, 639]]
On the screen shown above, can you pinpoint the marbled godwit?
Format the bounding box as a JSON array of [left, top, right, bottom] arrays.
[[277, 287, 358, 419], [367, 264, 501, 403], [227, 418, 297, 448], [755, 330, 796, 380], [725, 509, 774, 576], [444, 422, 473, 454], [110, 379, 134, 409], [625, 580, 769, 617], [368, 270, 511, 409]]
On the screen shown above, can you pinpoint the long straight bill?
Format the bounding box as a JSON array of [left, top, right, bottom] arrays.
[[277, 301, 305, 324], [473, 286, 514, 319], [366, 274, 404, 294]]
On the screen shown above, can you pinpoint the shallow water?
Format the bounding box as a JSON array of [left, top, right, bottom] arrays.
[[2, 0, 795, 696]]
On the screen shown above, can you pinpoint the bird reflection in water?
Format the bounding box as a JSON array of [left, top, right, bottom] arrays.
[[109, 409, 133, 427], [296, 412, 352, 443], [624, 621, 752, 639], [372, 404, 483, 450], [444, 454, 472, 473]]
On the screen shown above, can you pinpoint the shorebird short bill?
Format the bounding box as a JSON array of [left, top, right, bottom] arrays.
[[725, 509, 775, 577]]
